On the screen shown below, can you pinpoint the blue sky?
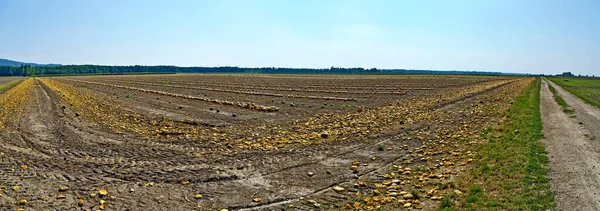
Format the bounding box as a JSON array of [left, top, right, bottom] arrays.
[[0, 0, 599, 75]]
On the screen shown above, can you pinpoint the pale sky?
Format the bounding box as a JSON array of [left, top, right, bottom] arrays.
[[0, 0, 599, 75]]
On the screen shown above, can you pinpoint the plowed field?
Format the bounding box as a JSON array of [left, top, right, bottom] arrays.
[[0, 74, 534, 210]]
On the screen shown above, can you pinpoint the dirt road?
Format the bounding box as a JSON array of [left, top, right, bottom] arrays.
[[541, 78, 600, 210]]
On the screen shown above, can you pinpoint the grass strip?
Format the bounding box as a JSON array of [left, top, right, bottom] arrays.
[[547, 77, 600, 109], [450, 77, 554, 210], [0, 79, 24, 94], [547, 82, 574, 114]]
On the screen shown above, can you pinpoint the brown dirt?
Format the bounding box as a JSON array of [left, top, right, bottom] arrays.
[[0, 75, 528, 210], [540, 78, 600, 211], [55, 75, 511, 130]]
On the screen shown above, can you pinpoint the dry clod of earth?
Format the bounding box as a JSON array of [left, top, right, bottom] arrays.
[[333, 186, 346, 192], [59, 186, 69, 192], [98, 189, 108, 196]]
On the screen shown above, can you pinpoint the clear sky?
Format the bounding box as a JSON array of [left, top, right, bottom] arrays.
[[0, 0, 599, 75]]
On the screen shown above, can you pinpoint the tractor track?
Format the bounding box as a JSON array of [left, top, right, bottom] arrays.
[[227, 79, 517, 210]]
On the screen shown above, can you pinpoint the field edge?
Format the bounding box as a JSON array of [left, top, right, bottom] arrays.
[[0, 78, 25, 94], [450, 77, 555, 210], [547, 77, 600, 109]]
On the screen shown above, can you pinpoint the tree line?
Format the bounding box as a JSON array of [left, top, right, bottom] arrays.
[[0, 65, 384, 76], [0, 64, 513, 76]]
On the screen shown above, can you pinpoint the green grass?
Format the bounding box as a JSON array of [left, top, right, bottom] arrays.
[[0, 79, 24, 94], [440, 197, 454, 210], [547, 82, 574, 114], [410, 189, 421, 199], [455, 77, 554, 210], [548, 77, 600, 109]]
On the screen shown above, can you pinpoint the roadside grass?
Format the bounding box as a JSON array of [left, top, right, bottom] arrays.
[[548, 77, 600, 109], [0, 79, 24, 94], [451, 77, 554, 210], [547, 83, 575, 114]]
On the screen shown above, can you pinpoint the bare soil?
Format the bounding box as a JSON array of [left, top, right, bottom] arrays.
[[0, 75, 526, 210], [541, 78, 600, 211]]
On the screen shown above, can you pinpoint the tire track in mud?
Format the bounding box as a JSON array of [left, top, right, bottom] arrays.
[[35, 78, 232, 174], [0, 79, 246, 209]]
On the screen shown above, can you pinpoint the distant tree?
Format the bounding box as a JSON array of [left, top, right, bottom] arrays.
[[21, 65, 27, 76], [27, 65, 36, 76]]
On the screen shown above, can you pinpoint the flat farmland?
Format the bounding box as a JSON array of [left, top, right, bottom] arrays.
[[0, 77, 22, 85], [0, 74, 534, 210]]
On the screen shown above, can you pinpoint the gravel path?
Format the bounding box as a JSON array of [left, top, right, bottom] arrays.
[[541, 78, 600, 211]]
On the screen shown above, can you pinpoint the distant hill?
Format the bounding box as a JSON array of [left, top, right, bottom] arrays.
[[0, 58, 61, 67]]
